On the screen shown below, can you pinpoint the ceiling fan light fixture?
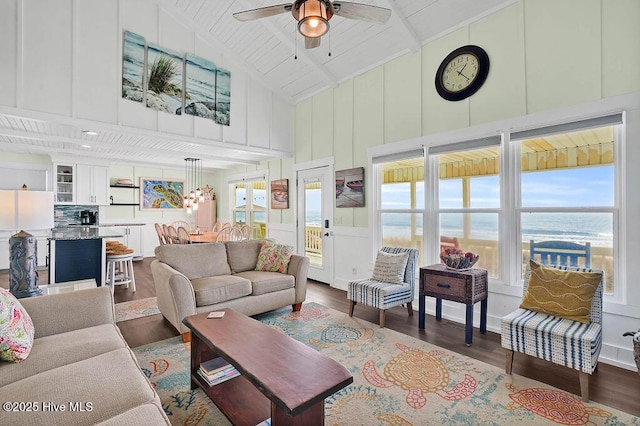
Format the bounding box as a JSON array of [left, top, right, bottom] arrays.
[[298, 0, 329, 38]]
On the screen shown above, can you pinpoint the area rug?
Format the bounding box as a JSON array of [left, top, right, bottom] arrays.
[[115, 297, 160, 322], [132, 303, 639, 425]]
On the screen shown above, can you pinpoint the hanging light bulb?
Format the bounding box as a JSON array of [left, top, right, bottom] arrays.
[[184, 157, 204, 214]]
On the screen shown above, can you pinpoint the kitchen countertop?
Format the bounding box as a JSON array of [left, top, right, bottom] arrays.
[[49, 227, 124, 241], [67, 223, 146, 227]]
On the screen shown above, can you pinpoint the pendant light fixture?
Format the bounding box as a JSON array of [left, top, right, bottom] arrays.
[[184, 158, 204, 214], [297, 0, 329, 38]]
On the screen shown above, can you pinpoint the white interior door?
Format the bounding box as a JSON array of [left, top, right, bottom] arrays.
[[297, 166, 334, 284]]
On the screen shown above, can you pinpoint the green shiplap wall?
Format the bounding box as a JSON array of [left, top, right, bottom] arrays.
[[312, 90, 334, 160], [384, 51, 422, 143], [524, 0, 601, 113], [242, 0, 640, 229], [602, 0, 640, 97]]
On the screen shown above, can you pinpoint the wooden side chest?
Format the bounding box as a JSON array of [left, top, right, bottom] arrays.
[[418, 264, 488, 346]]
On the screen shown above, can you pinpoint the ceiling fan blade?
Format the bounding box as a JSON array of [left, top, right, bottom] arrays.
[[232, 4, 292, 22], [304, 36, 321, 49], [333, 2, 391, 24]]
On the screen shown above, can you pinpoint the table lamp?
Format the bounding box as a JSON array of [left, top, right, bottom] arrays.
[[0, 190, 54, 298]]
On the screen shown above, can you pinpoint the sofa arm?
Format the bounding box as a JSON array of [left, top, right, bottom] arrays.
[[150, 259, 197, 334], [288, 255, 309, 304], [20, 286, 114, 339]]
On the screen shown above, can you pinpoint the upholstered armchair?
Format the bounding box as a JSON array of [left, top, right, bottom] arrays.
[[501, 260, 603, 402], [347, 246, 419, 327]]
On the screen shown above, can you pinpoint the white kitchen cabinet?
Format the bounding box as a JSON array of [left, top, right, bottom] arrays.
[[76, 164, 109, 205], [54, 164, 75, 204], [107, 225, 143, 260]]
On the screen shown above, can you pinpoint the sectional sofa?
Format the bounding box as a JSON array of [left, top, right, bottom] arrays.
[[0, 286, 170, 425]]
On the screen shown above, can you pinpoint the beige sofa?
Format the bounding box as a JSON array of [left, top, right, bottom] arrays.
[[151, 239, 309, 340], [0, 286, 170, 425]]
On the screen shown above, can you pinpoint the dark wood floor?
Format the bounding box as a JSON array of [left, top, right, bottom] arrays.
[[2, 259, 639, 416]]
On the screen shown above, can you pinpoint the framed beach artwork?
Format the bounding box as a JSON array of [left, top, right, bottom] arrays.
[[146, 43, 184, 115], [122, 31, 145, 103], [215, 67, 231, 125], [336, 167, 365, 208], [140, 178, 184, 210], [184, 53, 216, 120], [270, 179, 289, 209]]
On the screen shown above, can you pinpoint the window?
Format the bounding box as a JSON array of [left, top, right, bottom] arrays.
[[433, 141, 501, 278], [516, 123, 618, 293], [374, 150, 425, 266], [230, 176, 267, 238], [372, 113, 624, 298]]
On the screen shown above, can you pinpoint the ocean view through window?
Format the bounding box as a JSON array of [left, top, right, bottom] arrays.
[[372, 116, 621, 295]]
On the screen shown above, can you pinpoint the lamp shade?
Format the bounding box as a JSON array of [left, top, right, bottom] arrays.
[[0, 190, 54, 231], [298, 0, 329, 38]]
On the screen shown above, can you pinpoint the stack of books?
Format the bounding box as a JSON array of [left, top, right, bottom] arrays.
[[198, 357, 240, 386]]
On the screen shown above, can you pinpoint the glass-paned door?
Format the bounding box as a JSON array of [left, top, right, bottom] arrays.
[[297, 166, 334, 284]]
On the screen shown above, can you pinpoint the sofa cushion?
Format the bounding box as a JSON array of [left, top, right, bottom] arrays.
[[154, 243, 231, 279], [0, 347, 157, 425], [96, 402, 170, 426], [255, 241, 294, 273], [191, 275, 252, 306], [235, 270, 295, 296], [0, 323, 126, 387], [0, 287, 34, 362], [225, 239, 263, 272]]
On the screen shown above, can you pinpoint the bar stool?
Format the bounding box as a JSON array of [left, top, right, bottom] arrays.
[[106, 253, 136, 291], [105, 241, 136, 292]]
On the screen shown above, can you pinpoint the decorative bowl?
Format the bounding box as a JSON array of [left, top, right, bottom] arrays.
[[440, 253, 479, 270]]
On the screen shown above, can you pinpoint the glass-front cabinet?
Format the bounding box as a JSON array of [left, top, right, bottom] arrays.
[[55, 164, 75, 204]]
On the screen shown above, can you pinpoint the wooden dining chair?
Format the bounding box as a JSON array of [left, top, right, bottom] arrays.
[[167, 225, 179, 244], [177, 226, 191, 244], [239, 224, 252, 239], [154, 223, 167, 245], [172, 220, 191, 233], [215, 226, 243, 242]]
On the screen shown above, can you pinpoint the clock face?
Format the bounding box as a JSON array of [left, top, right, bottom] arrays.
[[435, 45, 489, 101], [441, 53, 479, 93]]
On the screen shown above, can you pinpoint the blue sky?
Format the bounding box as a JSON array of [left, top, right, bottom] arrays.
[[381, 165, 614, 209]]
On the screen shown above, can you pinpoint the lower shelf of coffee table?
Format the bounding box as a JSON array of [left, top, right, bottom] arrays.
[[192, 372, 270, 426]]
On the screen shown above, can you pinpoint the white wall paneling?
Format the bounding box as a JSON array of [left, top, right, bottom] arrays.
[[21, 0, 72, 115], [247, 79, 271, 149]]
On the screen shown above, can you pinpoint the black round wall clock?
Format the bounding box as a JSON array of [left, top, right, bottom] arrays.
[[435, 45, 490, 101]]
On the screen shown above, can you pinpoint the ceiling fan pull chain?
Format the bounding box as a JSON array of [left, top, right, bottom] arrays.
[[294, 25, 298, 60], [328, 31, 331, 57]]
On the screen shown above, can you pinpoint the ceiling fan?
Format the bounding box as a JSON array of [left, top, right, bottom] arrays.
[[233, 0, 392, 49]]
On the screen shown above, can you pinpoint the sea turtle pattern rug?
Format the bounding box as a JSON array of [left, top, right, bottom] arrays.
[[115, 297, 161, 322], [132, 302, 639, 425]]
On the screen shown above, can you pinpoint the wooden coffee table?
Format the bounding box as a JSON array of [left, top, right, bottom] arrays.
[[183, 308, 353, 426]]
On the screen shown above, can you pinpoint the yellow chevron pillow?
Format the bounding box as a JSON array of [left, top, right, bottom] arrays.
[[520, 260, 602, 324]]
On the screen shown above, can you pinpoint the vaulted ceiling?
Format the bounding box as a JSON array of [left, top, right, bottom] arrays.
[[0, 0, 514, 172]]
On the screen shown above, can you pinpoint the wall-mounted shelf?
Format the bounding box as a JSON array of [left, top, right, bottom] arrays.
[[109, 195, 138, 207], [110, 185, 140, 189]]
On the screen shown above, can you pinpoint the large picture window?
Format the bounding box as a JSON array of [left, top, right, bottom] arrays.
[[432, 140, 502, 278], [371, 113, 623, 298], [516, 123, 618, 293], [374, 150, 425, 266]]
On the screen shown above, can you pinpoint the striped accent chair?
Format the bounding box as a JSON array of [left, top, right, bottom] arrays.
[[501, 263, 603, 402], [348, 247, 419, 328]]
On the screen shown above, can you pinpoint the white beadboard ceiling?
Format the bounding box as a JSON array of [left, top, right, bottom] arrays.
[[0, 0, 514, 172]]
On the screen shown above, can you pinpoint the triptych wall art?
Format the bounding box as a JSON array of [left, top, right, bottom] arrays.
[[122, 31, 231, 126]]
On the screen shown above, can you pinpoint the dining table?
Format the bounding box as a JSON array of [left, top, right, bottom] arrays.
[[189, 231, 218, 244]]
